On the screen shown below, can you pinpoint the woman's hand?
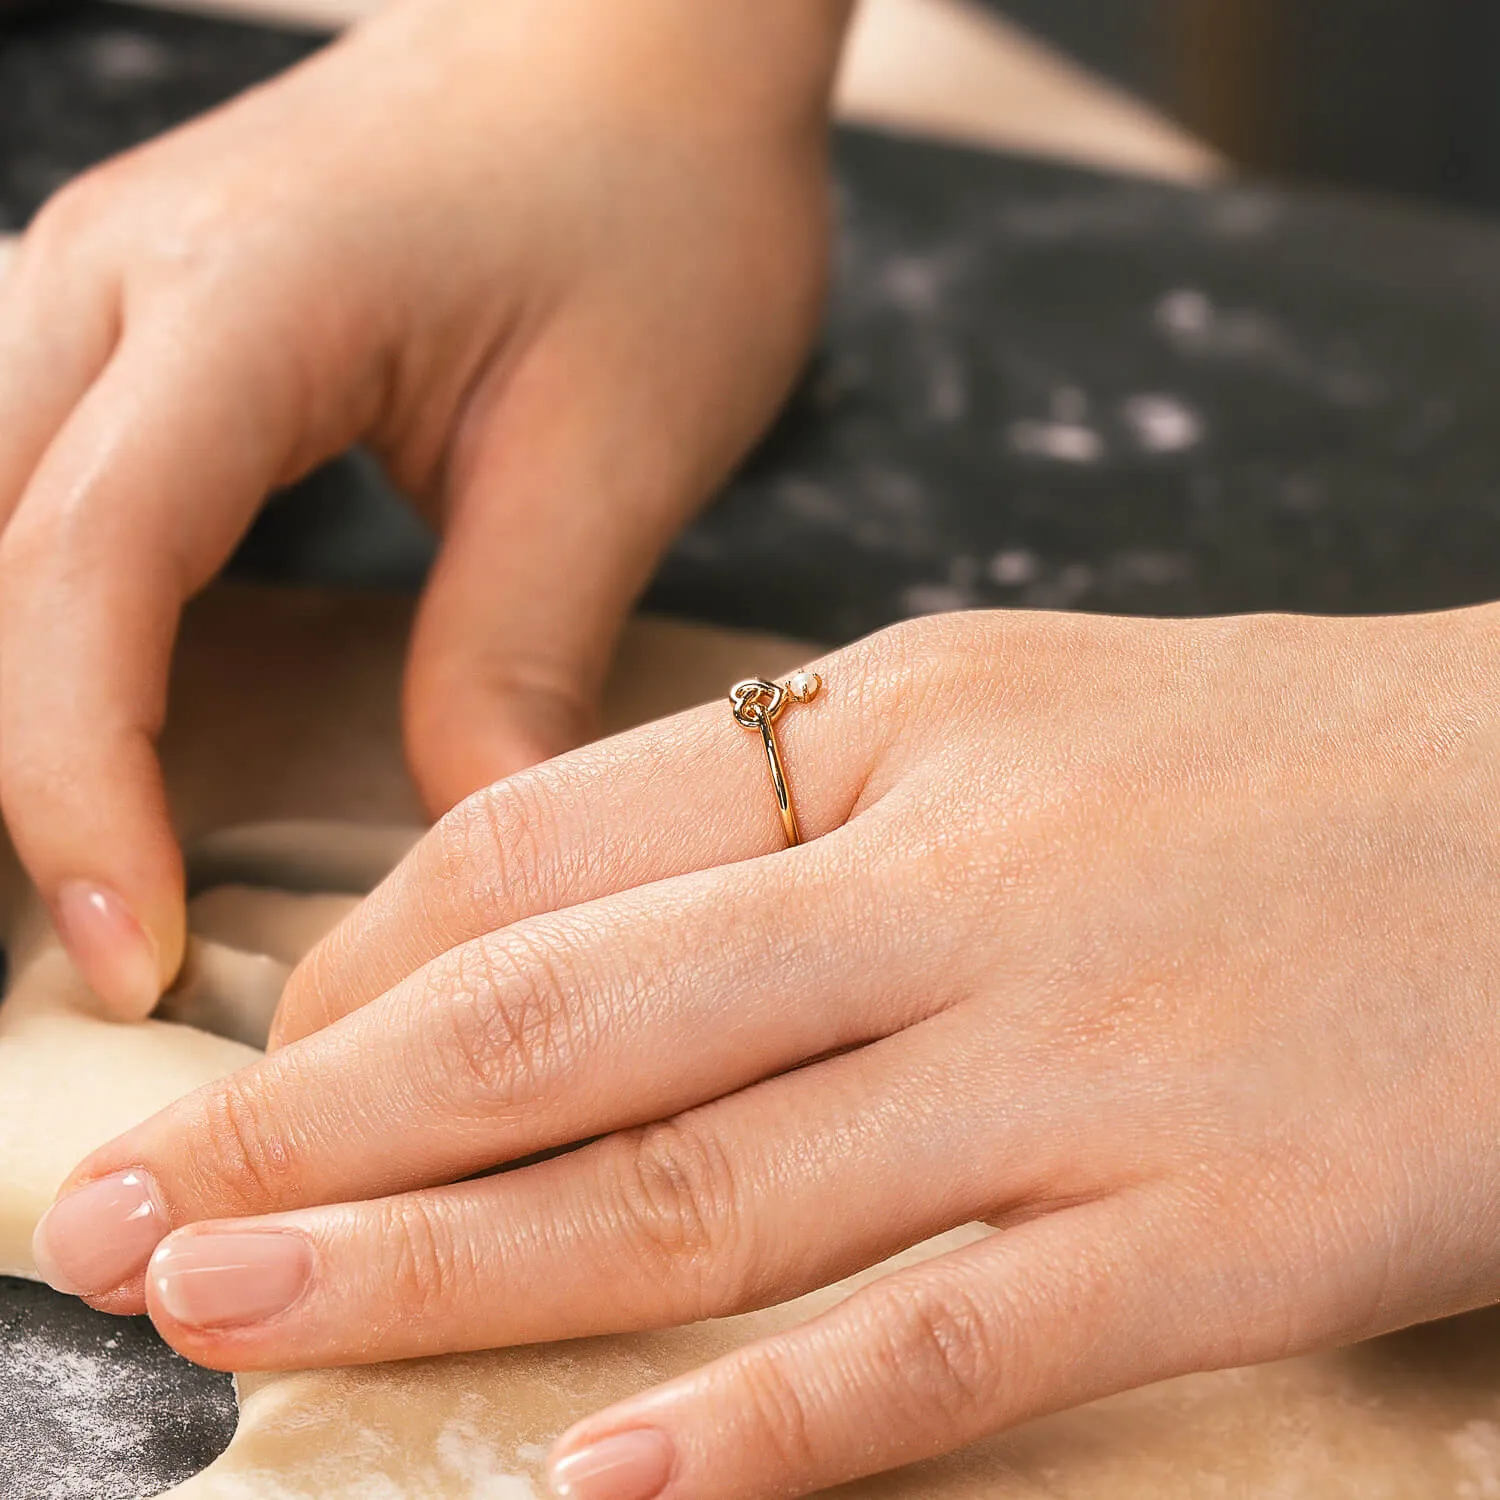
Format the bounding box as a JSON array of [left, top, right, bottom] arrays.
[[33, 606, 1500, 1498], [0, 0, 845, 1019]]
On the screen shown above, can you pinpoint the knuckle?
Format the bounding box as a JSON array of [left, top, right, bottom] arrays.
[[424, 929, 586, 1115], [854, 1270, 1001, 1428], [192, 1076, 298, 1213], [725, 1343, 821, 1478], [606, 1121, 753, 1312], [378, 1194, 480, 1328], [434, 776, 559, 929]]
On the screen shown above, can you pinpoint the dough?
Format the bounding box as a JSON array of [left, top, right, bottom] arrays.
[[0, 910, 260, 1280], [157, 824, 426, 1047], [5, 587, 1500, 1498]]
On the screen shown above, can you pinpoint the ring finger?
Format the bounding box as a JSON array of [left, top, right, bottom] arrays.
[[272, 641, 905, 1048]]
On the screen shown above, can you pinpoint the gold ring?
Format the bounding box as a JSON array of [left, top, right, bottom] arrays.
[[729, 669, 822, 848]]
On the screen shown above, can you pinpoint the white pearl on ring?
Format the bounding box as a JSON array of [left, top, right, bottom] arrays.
[[786, 670, 821, 703]]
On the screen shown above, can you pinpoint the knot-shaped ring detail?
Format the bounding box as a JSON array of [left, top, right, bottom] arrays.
[[729, 677, 787, 729], [728, 670, 822, 847]]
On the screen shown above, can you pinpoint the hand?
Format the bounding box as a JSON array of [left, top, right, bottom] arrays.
[[35, 606, 1500, 1498], [0, 0, 845, 1018]]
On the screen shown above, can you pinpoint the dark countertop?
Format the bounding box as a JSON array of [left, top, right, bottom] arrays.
[[665, 148, 1500, 638], [1, 1277, 235, 1499], [6, 2, 1500, 1495]]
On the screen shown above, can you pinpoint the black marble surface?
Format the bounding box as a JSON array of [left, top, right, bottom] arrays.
[[666, 154, 1500, 639], [7, 1, 1500, 1494], [1, 1278, 235, 1500]]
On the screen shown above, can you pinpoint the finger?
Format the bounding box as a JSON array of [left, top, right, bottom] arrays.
[[403, 338, 674, 812], [275, 634, 896, 1048], [0, 206, 121, 523], [547, 1192, 1246, 1500], [38, 837, 943, 1314], [0, 318, 301, 1019], [403, 280, 801, 818], [139, 1025, 1014, 1370]]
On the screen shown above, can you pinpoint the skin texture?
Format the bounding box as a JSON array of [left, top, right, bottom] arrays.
[[0, 0, 850, 1021], [35, 606, 1500, 1498]]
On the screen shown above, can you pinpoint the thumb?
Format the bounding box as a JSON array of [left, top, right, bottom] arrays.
[[403, 328, 709, 814]]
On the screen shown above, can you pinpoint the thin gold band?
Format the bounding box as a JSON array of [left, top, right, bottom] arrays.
[[729, 671, 822, 848]]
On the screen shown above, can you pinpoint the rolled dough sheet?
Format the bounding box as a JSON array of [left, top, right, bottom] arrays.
[[5, 589, 1500, 1498]]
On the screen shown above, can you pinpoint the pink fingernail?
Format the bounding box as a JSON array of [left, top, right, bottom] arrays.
[[32, 1169, 169, 1296], [149, 1231, 313, 1330], [549, 1430, 674, 1500], [54, 881, 161, 1020]]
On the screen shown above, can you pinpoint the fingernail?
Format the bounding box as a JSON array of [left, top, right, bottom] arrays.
[[549, 1430, 674, 1500], [32, 1169, 169, 1296], [54, 881, 161, 1020], [149, 1231, 313, 1330]]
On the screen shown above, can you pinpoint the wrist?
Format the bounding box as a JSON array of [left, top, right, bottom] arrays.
[[720, 0, 859, 115], [566, 0, 855, 139], [370, 0, 853, 136]]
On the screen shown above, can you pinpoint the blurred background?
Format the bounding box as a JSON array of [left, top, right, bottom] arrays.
[[996, 0, 1500, 209], [8, 0, 1500, 210]]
